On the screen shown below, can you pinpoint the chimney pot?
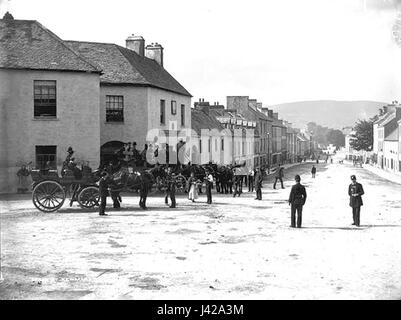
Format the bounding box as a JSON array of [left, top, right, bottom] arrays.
[[146, 42, 164, 67]]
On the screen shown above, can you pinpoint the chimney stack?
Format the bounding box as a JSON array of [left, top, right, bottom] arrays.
[[126, 34, 145, 57], [146, 42, 164, 67]]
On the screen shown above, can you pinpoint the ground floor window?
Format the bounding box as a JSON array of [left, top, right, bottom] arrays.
[[36, 145, 57, 169]]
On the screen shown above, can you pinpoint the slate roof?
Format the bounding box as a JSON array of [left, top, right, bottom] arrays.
[[384, 127, 398, 141], [191, 108, 224, 135], [0, 19, 100, 73], [65, 40, 192, 97], [248, 105, 271, 121]]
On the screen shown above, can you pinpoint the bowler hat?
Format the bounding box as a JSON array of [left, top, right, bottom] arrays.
[[350, 175, 356, 180]]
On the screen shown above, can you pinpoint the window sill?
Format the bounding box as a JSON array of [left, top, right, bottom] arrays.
[[33, 117, 59, 121], [105, 121, 125, 125]]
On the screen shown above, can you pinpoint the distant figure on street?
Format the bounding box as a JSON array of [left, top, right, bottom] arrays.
[[188, 172, 198, 202], [311, 165, 316, 178], [165, 168, 176, 208], [330, 158, 333, 164], [248, 168, 255, 192], [254, 168, 263, 200], [167, 172, 177, 208], [233, 174, 242, 197], [98, 171, 115, 216], [205, 169, 214, 204], [273, 164, 284, 189], [288, 175, 307, 228], [348, 175, 364, 227]]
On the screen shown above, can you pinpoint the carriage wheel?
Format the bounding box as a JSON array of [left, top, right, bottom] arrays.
[[32, 180, 66, 213], [77, 186, 100, 208], [175, 174, 187, 192]]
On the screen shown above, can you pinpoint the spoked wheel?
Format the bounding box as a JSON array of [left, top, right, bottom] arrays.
[[32, 180, 66, 213], [175, 174, 187, 193], [77, 186, 100, 208]]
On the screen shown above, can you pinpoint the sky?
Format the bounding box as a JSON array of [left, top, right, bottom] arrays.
[[1, 0, 401, 106]]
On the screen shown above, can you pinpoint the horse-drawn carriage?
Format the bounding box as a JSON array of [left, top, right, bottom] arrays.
[[31, 164, 101, 213]]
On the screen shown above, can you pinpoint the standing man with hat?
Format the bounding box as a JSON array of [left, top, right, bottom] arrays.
[[98, 171, 115, 216], [166, 172, 177, 208], [273, 164, 285, 189], [254, 168, 263, 200], [348, 175, 364, 227], [205, 169, 214, 204], [288, 175, 307, 228]]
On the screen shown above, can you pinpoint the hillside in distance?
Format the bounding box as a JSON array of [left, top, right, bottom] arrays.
[[272, 100, 386, 129]]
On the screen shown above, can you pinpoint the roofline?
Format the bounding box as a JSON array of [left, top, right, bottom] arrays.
[[33, 21, 102, 73], [66, 40, 193, 96], [101, 82, 192, 97], [0, 66, 102, 74]]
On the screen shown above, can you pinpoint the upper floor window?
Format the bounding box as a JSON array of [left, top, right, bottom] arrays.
[[171, 100, 177, 115], [34, 80, 56, 118], [160, 100, 166, 124], [106, 95, 124, 122], [181, 104, 185, 126]]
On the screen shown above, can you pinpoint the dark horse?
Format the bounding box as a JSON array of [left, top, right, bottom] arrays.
[[98, 156, 154, 209]]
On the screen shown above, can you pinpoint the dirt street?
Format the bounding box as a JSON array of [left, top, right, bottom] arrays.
[[1, 160, 401, 299]]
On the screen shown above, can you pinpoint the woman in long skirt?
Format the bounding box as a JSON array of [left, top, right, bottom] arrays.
[[188, 172, 198, 202]]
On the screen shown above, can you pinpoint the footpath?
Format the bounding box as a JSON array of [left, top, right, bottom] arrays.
[[264, 161, 313, 179], [362, 163, 401, 185]]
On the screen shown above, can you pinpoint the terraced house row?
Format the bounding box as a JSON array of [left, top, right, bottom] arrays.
[[372, 102, 401, 174], [0, 13, 192, 193], [0, 13, 313, 193]]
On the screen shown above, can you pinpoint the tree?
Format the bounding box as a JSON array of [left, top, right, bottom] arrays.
[[350, 119, 373, 151], [326, 129, 345, 147]]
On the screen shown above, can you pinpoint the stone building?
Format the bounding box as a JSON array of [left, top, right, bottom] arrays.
[[0, 16, 102, 193], [0, 14, 192, 193], [226, 96, 271, 168], [66, 36, 192, 165], [193, 99, 255, 169], [373, 104, 401, 171]]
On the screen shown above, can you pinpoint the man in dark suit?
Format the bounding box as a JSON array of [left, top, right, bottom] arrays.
[[288, 175, 307, 228], [254, 168, 263, 200], [273, 164, 285, 189], [98, 171, 113, 216], [311, 165, 316, 178], [167, 172, 177, 208], [348, 175, 364, 227], [205, 169, 214, 204]]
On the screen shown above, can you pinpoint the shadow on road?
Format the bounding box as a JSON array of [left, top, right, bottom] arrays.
[[302, 224, 401, 230]]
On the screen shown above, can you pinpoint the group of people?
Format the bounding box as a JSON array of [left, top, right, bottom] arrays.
[[96, 145, 366, 228]]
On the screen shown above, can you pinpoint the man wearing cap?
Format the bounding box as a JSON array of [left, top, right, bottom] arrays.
[[348, 175, 364, 227], [288, 175, 307, 228]]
